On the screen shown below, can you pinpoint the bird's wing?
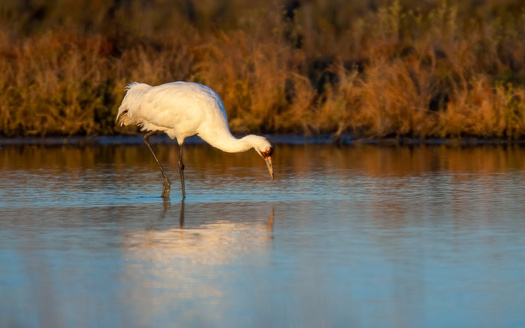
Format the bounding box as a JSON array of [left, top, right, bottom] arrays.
[[135, 82, 229, 139]]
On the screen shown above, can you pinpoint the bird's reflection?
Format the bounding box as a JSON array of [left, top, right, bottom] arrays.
[[179, 201, 185, 229], [118, 203, 276, 324], [165, 201, 273, 234], [140, 200, 274, 248], [154, 198, 184, 229], [267, 207, 274, 234], [163, 198, 171, 213]]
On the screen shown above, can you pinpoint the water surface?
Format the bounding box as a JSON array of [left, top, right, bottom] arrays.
[[1, 144, 525, 328]]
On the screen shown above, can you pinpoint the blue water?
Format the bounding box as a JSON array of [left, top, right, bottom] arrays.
[[1, 144, 525, 327]]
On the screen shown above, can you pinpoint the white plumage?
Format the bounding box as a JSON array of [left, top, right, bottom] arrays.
[[116, 81, 274, 200]]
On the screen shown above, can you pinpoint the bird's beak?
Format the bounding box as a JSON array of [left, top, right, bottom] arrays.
[[264, 156, 274, 180]]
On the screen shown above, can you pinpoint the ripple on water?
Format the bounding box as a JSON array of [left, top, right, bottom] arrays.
[[1, 144, 525, 328]]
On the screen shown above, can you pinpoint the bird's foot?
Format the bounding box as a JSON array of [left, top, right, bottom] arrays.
[[161, 179, 171, 198], [161, 189, 170, 198]]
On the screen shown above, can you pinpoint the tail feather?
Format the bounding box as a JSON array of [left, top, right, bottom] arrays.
[[115, 109, 126, 125], [116, 109, 137, 126]]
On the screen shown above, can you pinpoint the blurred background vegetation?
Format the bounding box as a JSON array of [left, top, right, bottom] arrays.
[[1, 0, 524, 139]]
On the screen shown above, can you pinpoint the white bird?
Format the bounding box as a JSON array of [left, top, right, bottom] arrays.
[[116, 81, 274, 200]]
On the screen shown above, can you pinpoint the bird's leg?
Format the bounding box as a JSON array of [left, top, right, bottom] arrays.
[[179, 200, 185, 229], [143, 131, 171, 198], [178, 143, 186, 201]]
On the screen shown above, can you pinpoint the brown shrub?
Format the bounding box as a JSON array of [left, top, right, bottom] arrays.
[[0, 0, 524, 139]]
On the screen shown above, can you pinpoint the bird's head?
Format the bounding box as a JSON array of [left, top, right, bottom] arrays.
[[244, 135, 274, 180]]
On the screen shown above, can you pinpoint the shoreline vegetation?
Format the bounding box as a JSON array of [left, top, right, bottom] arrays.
[[1, 0, 525, 140]]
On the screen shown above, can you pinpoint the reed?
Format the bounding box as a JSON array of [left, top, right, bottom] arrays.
[[0, 0, 524, 139]]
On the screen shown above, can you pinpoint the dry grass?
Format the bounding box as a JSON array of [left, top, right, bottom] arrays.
[[0, 0, 524, 138]]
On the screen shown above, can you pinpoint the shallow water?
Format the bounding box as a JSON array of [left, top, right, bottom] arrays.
[[1, 144, 525, 328]]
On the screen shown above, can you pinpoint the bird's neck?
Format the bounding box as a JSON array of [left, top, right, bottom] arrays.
[[201, 132, 253, 153]]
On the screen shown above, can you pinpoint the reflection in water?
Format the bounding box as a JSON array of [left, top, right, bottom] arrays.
[[119, 203, 276, 328], [179, 200, 184, 228], [154, 200, 272, 232], [1, 144, 525, 327], [0, 200, 276, 328]]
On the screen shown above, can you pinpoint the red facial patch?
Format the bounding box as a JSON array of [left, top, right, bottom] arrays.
[[261, 147, 273, 158]]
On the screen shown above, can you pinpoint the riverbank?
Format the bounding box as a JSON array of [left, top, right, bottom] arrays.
[[1, 135, 524, 146]]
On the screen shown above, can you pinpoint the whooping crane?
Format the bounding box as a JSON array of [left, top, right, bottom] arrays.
[[116, 81, 274, 200]]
